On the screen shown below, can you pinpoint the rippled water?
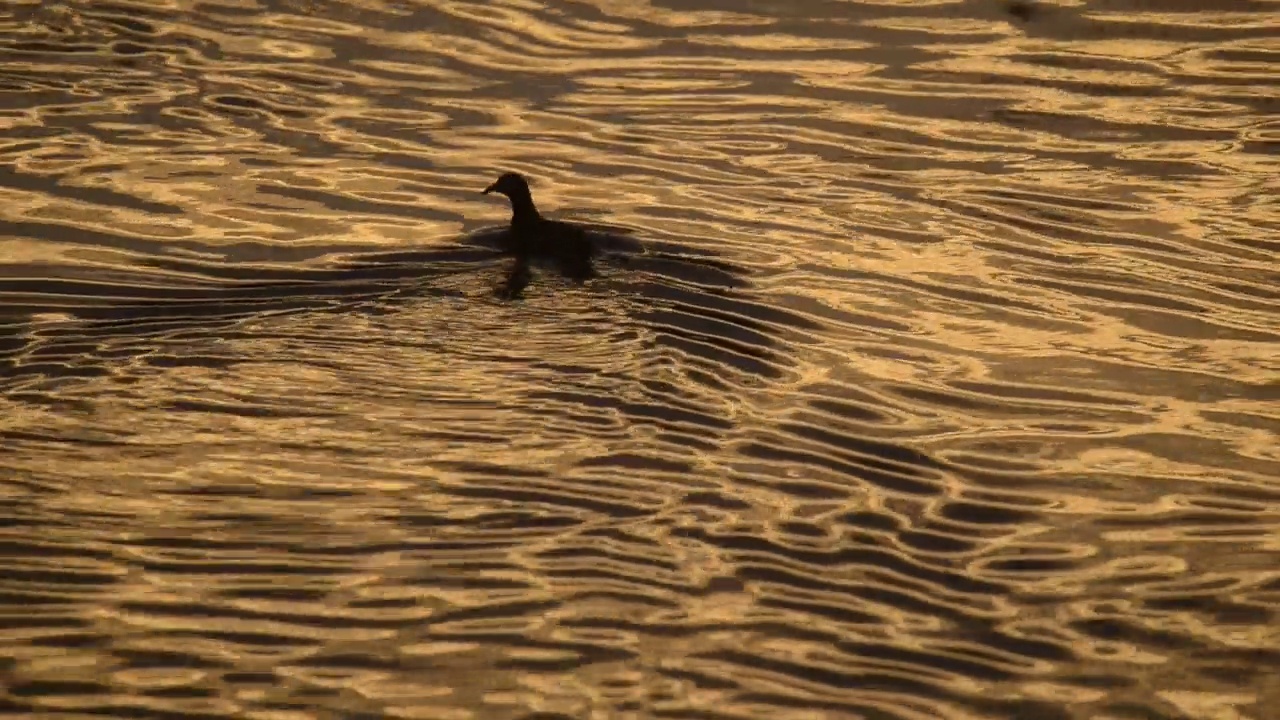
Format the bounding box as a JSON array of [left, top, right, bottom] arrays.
[[2, 0, 1278, 717]]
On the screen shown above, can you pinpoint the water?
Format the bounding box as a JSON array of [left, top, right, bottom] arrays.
[[1, 0, 1277, 718]]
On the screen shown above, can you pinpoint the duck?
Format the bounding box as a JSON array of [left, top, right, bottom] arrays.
[[482, 172, 599, 289]]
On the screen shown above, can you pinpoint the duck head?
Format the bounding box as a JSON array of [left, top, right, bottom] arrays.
[[482, 171, 539, 223], [483, 172, 531, 198]]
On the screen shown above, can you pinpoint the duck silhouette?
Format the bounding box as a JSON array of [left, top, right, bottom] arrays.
[[482, 172, 599, 298]]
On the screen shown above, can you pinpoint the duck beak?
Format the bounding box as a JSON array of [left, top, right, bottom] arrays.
[[482, 182, 497, 195]]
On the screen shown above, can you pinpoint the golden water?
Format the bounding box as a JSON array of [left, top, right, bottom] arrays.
[[1, 1, 1278, 718]]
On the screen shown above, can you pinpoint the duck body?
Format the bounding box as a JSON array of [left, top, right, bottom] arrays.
[[475, 171, 751, 298], [483, 172, 599, 282]]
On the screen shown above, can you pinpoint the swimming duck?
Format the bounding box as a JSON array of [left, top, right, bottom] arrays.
[[482, 172, 598, 291]]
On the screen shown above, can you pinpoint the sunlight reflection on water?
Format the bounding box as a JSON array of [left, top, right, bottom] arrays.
[[1, 0, 1278, 718]]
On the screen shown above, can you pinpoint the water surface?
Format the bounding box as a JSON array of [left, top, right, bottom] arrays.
[[2, 1, 1278, 718]]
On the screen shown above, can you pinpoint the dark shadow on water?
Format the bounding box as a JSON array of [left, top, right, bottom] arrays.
[[0, 227, 819, 398], [460, 224, 755, 293]]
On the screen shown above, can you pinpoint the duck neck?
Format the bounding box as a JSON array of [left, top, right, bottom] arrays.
[[508, 189, 541, 227]]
